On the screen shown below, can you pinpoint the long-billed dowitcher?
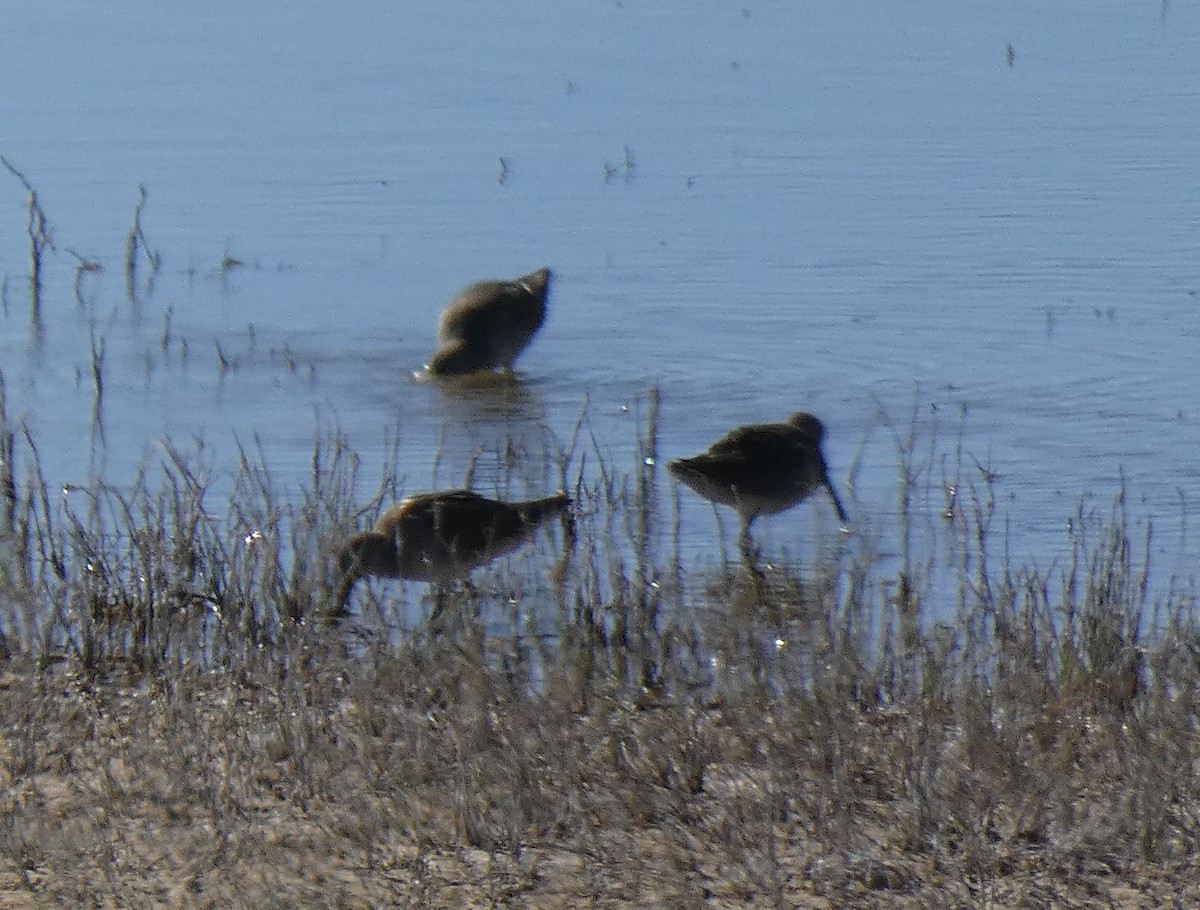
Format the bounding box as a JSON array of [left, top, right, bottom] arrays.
[[332, 489, 570, 615], [426, 267, 551, 376], [668, 412, 849, 556]]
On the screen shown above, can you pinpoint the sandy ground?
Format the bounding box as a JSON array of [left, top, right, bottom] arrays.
[[0, 659, 1198, 909]]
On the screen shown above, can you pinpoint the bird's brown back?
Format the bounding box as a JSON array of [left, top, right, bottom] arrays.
[[429, 268, 550, 374], [331, 489, 570, 615], [668, 414, 846, 522], [375, 489, 568, 581]]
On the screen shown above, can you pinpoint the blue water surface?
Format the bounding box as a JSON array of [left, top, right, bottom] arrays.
[[1, 0, 1198, 616]]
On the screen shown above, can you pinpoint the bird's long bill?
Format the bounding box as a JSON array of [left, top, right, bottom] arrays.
[[823, 472, 851, 529], [329, 565, 358, 620]]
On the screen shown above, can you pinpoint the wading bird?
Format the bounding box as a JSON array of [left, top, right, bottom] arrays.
[[426, 267, 551, 376], [332, 489, 570, 618], [668, 411, 849, 560]]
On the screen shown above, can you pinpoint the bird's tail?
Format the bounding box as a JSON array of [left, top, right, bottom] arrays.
[[517, 492, 571, 526], [517, 266, 552, 298]]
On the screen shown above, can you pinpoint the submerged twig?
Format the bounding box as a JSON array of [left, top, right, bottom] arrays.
[[89, 325, 106, 417], [67, 249, 102, 307], [125, 184, 161, 303], [0, 371, 16, 535], [1, 156, 54, 336]]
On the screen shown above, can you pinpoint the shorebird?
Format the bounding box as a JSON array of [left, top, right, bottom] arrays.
[[332, 489, 570, 617], [426, 267, 551, 376], [668, 412, 849, 558]]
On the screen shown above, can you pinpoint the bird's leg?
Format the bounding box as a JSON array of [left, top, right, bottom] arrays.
[[737, 519, 752, 563], [738, 520, 767, 605], [428, 583, 449, 628], [427, 579, 480, 633], [738, 519, 763, 569], [734, 523, 772, 614], [459, 576, 484, 623]]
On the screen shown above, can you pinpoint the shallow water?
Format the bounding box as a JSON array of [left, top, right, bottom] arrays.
[[1, 0, 1198, 615]]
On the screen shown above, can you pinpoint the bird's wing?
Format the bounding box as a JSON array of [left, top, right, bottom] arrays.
[[703, 423, 799, 461]]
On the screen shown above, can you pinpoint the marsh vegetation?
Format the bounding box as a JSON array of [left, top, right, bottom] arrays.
[[0, 381, 1197, 908]]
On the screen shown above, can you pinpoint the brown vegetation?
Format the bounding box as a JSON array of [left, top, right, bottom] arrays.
[[0, 388, 1197, 909]]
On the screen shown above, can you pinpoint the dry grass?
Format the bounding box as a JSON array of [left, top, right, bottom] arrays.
[[0, 387, 1198, 909]]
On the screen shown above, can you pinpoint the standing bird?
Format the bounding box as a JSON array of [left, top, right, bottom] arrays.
[[668, 412, 849, 559], [426, 267, 551, 376], [331, 489, 570, 617]]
